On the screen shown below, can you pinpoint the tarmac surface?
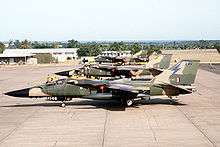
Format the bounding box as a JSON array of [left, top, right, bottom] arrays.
[[0, 65, 220, 147], [200, 63, 220, 75]]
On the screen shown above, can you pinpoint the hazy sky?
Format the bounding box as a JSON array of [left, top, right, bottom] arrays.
[[0, 0, 219, 41]]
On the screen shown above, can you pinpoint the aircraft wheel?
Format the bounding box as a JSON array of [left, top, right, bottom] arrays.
[[61, 103, 66, 108], [169, 99, 175, 105], [126, 99, 133, 106]]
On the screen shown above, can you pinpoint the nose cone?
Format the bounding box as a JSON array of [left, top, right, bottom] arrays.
[[55, 70, 71, 77], [5, 87, 49, 98], [5, 88, 30, 97]]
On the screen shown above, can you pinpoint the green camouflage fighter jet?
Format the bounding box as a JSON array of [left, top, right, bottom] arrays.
[[55, 54, 172, 78], [5, 60, 199, 107]]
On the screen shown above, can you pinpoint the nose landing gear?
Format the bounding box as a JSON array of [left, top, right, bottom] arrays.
[[56, 97, 72, 108], [61, 102, 66, 108]]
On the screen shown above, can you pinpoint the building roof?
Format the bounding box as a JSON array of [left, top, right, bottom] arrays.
[[3, 48, 78, 54], [0, 53, 34, 58], [162, 49, 218, 54]]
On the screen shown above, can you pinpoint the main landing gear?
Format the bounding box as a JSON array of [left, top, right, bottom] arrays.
[[121, 99, 134, 107], [126, 99, 134, 106], [168, 96, 178, 105]]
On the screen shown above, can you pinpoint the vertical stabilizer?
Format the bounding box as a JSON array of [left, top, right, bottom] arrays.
[[155, 60, 200, 86]]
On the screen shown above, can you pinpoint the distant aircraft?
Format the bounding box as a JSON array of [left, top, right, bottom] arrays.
[[95, 56, 128, 64], [55, 54, 172, 78], [5, 60, 200, 107], [95, 52, 152, 64]]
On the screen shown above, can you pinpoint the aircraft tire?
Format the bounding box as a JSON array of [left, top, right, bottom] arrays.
[[126, 99, 133, 106], [61, 103, 66, 108]]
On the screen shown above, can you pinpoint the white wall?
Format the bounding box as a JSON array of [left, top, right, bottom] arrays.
[[3, 48, 79, 62]]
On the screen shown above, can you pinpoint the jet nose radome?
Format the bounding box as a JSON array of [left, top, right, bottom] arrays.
[[5, 88, 30, 97], [55, 70, 71, 77], [4, 87, 49, 98]]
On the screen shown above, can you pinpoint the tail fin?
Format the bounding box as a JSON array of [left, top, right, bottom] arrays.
[[146, 54, 172, 69], [155, 60, 200, 86]]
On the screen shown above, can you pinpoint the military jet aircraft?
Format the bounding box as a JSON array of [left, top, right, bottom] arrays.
[[95, 52, 150, 64], [5, 60, 200, 107], [95, 56, 129, 64], [55, 54, 172, 78]]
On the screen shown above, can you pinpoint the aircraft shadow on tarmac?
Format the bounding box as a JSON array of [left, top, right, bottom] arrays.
[[1, 98, 186, 111]]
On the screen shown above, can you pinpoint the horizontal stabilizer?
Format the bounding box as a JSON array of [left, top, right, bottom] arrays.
[[148, 68, 163, 77], [155, 82, 192, 96]]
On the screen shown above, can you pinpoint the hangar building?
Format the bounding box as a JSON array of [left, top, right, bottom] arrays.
[[0, 48, 78, 64]]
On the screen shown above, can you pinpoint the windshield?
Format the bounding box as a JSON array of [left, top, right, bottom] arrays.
[[46, 79, 66, 86]]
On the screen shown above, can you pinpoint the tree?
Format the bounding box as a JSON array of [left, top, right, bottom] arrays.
[[67, 39, 80, 48], [8, 40, 18, 49], [0, 42, 5, 53], [20, 39, 31, 49], [147, 45, 161, 56], [32, 41, 52, 48], [87, 43, 102, 56], [14, 40, 21, 48], [77, 42, 103, 57], [129, 43, 142, 54], [52, 42, 60, 48], [77, 48, 90, 57], [109, 42, 127, 51], [214, 44, 220, 53]]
